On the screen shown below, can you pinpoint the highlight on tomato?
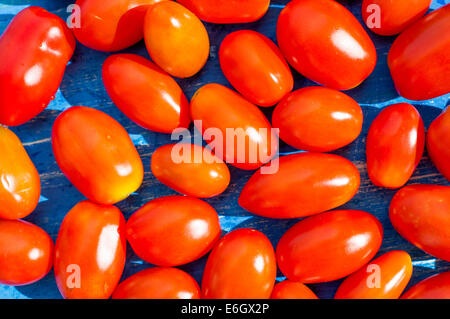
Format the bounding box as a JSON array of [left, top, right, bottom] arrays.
[[271, 281, 319, 299], [401, 271, 450, 299], [427, 107, 450, 181]]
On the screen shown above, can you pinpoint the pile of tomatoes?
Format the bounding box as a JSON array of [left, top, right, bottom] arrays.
[[0, 0, 449, 299]]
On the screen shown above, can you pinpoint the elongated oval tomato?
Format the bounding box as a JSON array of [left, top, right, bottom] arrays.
[[102, 54, 190, 133], [144, 1, 209, 78], [0, 6, 75, 126], [427, 107, 450, 181], [366, 103, 425, 189], [362, 0, 431, 36], [277, 210, 383, 283], [177, 0, 269, 23], [151, 144, 230, 198], [272, 87, 363, 152], [239, 153, 360, 219], [271, 281, 319, 299], [202, 228, 276, 299], [0, 127, 40, 220], [52, 106, 144, 205], [112, 267, 200, 299], [334, 250, 413, 299], [277, 0, 376, 90], [0, 220, 53, 286], [390, 184, 450, 262], [388, 4, 450, 100], [219, 30, 293, 107], [54, 201, 126, 299], [401, 272, 450, 299], [126, 196, 221, 266]]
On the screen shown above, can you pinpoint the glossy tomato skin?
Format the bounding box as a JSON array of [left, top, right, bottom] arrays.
[[177, 0, 269, 23], [366, 103, 425, 189], [277, 0, 376, 90], [151, 144, 230, 198], [0, 127, 40, 220], [271, 281, 319, 299], [401, 272, 450, 299], [52, 106, 144, 205], [144, 1, 209, 78], [219, 30, 293, 107], [390, 184, 450, 262], [0, 6, 75, 126], [126, 195, 221, 266], [0, 220, 53, 286], [239, 153, 360, 219], [277, 210, 383, 283], [334, 251, 413, 299], [54, 201, 127, 299], [190, 83, 278, 170], [102, 54, 190, 133], [427, 107, 450, 181], [112, 267, 200, 299], [272, 87, 363, 152], [388, 5, 450, 100], [202, 228, 276, 299]]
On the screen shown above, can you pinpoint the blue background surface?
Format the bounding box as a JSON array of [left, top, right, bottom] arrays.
[[0, 0, 449, 299]]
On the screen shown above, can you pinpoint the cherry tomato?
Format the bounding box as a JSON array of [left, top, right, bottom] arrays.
[[219, 30, 293, 107], [390, 184, 450, 262], [272, 87, 363, 152], [202, 228, 276, 299], [190, 83, 278, 170], [239, 153, 360, 219], [0, 6, 75, 126], [177, 0, 270, 23], [54, 200, 126, 299], [102, 54, 190, 133], [126, 195, 221, 266], [277, 210, 383, 283], [366, 103, 425, 189], [151, 143, 230, 198], [277, 0, 376, 90], [362, 0, 431, 36], [427, 107, 450, 181], [388, 4, 450, 100], [334, 250, 413, 299], [0, 127, 40, 220], [52, 106, 144, 205], [271, 281, 319, 299], [112, 267, 200, 299], [401, 271, 450, 299], [144, 1, 209, 78], [0, 219, 53, 286]]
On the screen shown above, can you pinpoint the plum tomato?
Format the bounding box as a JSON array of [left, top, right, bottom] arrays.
[[427, 107, 450, 181], [271, 281, 319, 299], [401, 271, 450, 299]]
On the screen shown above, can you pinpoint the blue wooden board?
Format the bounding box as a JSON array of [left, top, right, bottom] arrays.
[[0, 0, 449, 299]]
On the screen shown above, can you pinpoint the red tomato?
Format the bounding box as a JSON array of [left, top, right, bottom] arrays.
[[52, 106, 144, 205], [239, 153, 360, 219], [177, 0, 270, 23], [190, 83, 278, 170], [277, 0, 376, 90], [112, 267, 200, 299], [277, 210, 383, 283], [144, 1, 209, 78], [202, 228, 276, 299], [427, 107, 450, 181], [102, 54, 190, 133], [0, 6, 75, 126], [334, 250, 413, 299], [401, 271, 450, 299], [390, 184, 450, 262], [362, 0, 431, 36], [366, 103, 425, 189], [0, 219, 53, 286], [271, 281, 319, 299], [219, 30, 293, 107], [54, 201, 127, 299], [272, 87, 363, 152], [151, 143, 230, 198], [388, 4, 450, 100], [126, 195, 221, 266], [0, 127, 40, 220]]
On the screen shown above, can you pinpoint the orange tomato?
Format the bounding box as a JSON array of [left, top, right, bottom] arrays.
[[271, 281, 319, 299], [427, 107, 450, 181], [401, 271, 450, 299]]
